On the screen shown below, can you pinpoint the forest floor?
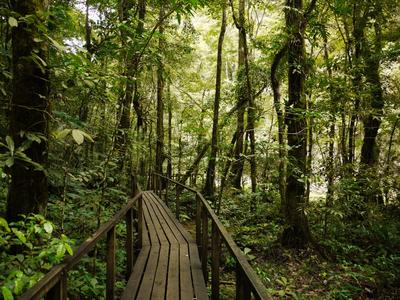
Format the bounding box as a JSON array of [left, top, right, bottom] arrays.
[[206, 192, 400, 300]]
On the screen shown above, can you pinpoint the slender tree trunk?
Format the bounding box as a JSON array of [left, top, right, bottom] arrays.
[[281, 0, 312, 248], [323, 39, 336, 207], [271, 44, 288, 210], [155, 6, 165, 175], [229, 0, 247, 190], [7, 0, 50, 221], [348, 3, 364, 170], [203, 2, 226, 201], [167, 86, 172, 179]]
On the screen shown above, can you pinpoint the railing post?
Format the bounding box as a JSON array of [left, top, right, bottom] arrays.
[[196, 193, 202, 248], [131, 174, 137, 197], [165, 177, 169, 205], [125, 208, 134, 280], [45, 274, 67, 300], [211, 221, 221, 300], [175, 187, 181, 220], [138, 194, 143, 249], [201, 208, 208, 283], [106, 226, 116, 300], [236, 266, 251, 300]]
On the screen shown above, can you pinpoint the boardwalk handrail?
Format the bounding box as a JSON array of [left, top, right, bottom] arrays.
[[152, 173, 270, 300], [19, 179, 143, 300]]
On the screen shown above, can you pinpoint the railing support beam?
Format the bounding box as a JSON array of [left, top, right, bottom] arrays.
[[106, 227, 116, 300], [211, 222, 220, 300]]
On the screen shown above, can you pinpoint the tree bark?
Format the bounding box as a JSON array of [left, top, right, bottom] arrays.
[[228, 0, 247, 190], [203, 1, 227, 201], [155, 5, 165, 175], [115, 0, 145, 164], [7, 0, 50, 221], [359, 14, 384, 203], [271, 44, 288, 210], [281, 0, 312, 248]]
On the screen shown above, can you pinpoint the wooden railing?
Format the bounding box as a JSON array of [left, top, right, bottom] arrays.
[[152, 173, 270, 300], [19, 180, 143, 300]]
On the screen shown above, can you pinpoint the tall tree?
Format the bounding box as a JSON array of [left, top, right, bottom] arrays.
[[359, 2, 384, 203], [155, 5, 165, 175], [281, 0, 313, 247], [203, 1, 227, 200], [228, 0, 247, 190], [7, 0, 50, 220]]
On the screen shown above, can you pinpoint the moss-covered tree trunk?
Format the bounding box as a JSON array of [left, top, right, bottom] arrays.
[[281, 0, 311, 248], [7, 0, 50, 221], [359, 13, 384, 203]]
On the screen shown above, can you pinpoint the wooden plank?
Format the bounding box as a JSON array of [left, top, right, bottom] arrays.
[[180, 244, 194, 300], [149, 245, 169, 300], [106, 227, 116, 300], [144, 194, 168, 245], [147, 192, 187, 244], [150, 192, 195, 243], [142, 195, 160, 246], [166, 246, 180, 300], [148, 192, 208, 299], [121, 246, 150, 300], [135, 246, 160, 300], [188, 244, 209, 300]]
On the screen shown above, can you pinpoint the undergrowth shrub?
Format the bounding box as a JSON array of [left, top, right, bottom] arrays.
[[0, 215, 73, 299]]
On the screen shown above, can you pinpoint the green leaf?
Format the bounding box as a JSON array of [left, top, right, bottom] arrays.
[[6, 136, 14, 155], [1, 286, 13, 300], [65, 243, 73, 255], [5, 156, 14, 167], [46, 35, 66, 52], [56, 243, 65, 258], [12, 228, 27, 244], [43, 222, 53, 234], [53, 128, 71, 140], [0, 217, 10, 232], [8, 17, 18, 28], [71, 129, 84, 145], [13, 276, 26, 295], [80, 131, 94, 143]]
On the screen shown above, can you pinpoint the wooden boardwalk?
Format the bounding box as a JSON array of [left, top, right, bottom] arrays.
[[20, 175, 269, 300], [121, 191, 208, 300]]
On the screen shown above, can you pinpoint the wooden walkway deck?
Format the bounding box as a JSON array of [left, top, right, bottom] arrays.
[[121, 191, 208, 300], [20, 174, 270, 300]]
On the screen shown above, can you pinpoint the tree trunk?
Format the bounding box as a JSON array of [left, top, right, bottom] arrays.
[[281, 0, 312, 248], [155, 5, 165, 175], [359, 17, 384, 203], [229, 0, 247, 190], [7, 0, 50, 221], [115, 0, 145, 164], [203, 2, 226, 201], [167, 86, 172, 179], [271, 44, 288, 210]]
